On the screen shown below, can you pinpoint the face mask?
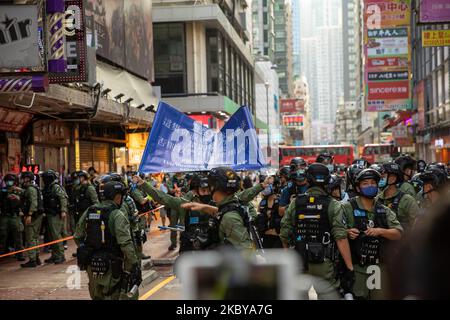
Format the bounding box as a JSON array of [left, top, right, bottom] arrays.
[[6, 181, 14, 187], [327, 164, 334, 173], [262, 184, 274, 196], [360, 186, 379, 199], [199, 194, 212, 204], [378, 178, 387, 188], [74, 179, 80, 185]]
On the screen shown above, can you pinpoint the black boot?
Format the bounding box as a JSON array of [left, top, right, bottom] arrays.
[[21, 260, 37, 268]]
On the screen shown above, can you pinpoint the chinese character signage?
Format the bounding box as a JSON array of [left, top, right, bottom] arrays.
[[21, 164, 40, 174], [364, 0, 412, 112], [0, 107, 33, 133], [282, 115, 303, 127], [419, 0, 450, 23], [279, 99, 305, 113], [422, 30, 450, 47]]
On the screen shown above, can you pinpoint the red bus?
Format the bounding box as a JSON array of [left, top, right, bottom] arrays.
[[279, 145, 355, 166], [361, 144, 398, 164]]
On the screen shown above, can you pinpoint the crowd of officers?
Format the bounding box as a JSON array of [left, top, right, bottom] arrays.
[[1, 154, 449, 300]]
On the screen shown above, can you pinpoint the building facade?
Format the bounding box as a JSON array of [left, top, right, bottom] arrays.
[[274, 0, 293, 98], [252, 0, 275, 61], [152, 0, 257, 128]]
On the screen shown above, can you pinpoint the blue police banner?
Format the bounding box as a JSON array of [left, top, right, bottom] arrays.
[[138, 101, 266, 173]]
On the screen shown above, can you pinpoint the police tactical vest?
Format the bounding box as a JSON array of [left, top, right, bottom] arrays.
[[294, 194, 332, 243], [84, 205, 122, 257], [380, 191, 405, 214], [349, 198, 389, 266], [256, 196, 281, 234], [0, 188, 21, 215], [22, 185, 44, 215], [217, 201, 251, 245], [42, 184, 61, 215], [75, 184, 93, 215]]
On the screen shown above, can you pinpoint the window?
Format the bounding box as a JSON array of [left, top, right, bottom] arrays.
[[445, 60, 450, 103], [154, 23, 186, 94]]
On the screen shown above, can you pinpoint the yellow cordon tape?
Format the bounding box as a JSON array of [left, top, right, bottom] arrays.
[[139, 275, 176, 300]]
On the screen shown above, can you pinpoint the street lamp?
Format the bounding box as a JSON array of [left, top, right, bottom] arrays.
[[265, 81, 271, 164]]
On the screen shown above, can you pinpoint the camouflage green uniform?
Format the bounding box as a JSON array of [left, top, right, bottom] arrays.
[[376, 188, 419, 232], [337, 198, 403, 299], [22, 184, 42, 262], [399, 181, 416, 198], [121, 194, 144, 261], [43, 182, 68, 261], [0, 185, 24, 255], [280, 186, 345, 297], [74, 200, 139, 300]]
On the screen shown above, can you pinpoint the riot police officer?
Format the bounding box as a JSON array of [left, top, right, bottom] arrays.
[[326, 174, 346, 201], [0, 174, 24, 260], [394, 155, 417, 197], [419, 165, 448, 206], [345, 164, 365, 199], [376, 162, 419, 232], [20, 171, 44, 268], [279, 168, 309, 215], [280, 163, 355, 298], [289, 157, 308, 172], [316, 153, 335, 173], [74, 181, 141, 300], [338, 169, 403, 299], [255, 176, 283, 248], [41, 170, 68, 264], [277, 166, 291, 188]]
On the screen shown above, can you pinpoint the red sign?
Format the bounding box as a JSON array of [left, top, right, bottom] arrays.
[[368, 80, 410, 100], [280, 99, 305, 113], [21, 165, 40, 174], [0, 107, 33, 133]]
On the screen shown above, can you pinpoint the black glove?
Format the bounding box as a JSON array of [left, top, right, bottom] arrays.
[[340, 268, 355, 294]]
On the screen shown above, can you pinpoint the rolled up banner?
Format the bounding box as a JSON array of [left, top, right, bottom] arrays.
[[0, 74, 49, 93], [46, 0, 67, 73]]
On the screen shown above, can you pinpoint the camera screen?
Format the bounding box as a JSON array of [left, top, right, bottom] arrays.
[[193, 264, 280, 300]]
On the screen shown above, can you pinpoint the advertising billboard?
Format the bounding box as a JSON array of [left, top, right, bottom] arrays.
[[279, 98, 305, 113], [422, 30, 450, 47], [85, 0, 154, 81], [364, 0, 412, 112], [419, 0, 450, 23]]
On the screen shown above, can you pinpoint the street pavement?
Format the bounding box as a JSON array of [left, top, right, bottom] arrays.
[[0, 212, 180, 300]]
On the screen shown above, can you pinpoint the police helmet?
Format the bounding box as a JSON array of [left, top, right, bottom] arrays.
[[382, 162, 403, 181], [278, 166, 291, 178], [290, 157, 307, 171], [353, 158, 370, 168], [419, 168, 448, 192], [417, 160, 427, 173], [306, 163, 331, 186], [75, 170, 89, 179], [102, 181, 126, 201], [369, 163, 384, 174], [4, 173, 17, 182], [316, 153, 334, 164], [354, 168, 381, 186], [326, 174, 345, 195], [190, 174, 209, 190], [207, 167, 241, 194], [427, 163, 447, 174], [41, 170, 58, 184], [411, 173, 424, 193], [291, 168, 308, 182], [346, 164, 364, 189], [101, 173, 124, 184], [20, 171, 35, 182]]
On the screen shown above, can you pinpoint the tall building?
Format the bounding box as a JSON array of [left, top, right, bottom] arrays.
[[152, 0, 259, 128], [342, 0, 359, 102], [274, 0, 293, 98], [299, 0, 343, 143], [252, 0, 275, 61], [292, 0, 301, 78]]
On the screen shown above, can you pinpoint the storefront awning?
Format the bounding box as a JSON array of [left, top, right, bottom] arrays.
[[96, 61, 159, 109]]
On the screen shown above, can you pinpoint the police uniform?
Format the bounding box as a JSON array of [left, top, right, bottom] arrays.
[[256, 195, 283, 248], [376, 189, 418, 232], [0, 182, 24, 257], [337, 197, 403, 299], [280, 186, 344, 297], [42, 180, 68, 262], [123, 192, 147, 259], [73, 182, 99, 224], [21, 181, 43, 266], [398, 181, 417, 198], [74, 199, 139, 300]]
